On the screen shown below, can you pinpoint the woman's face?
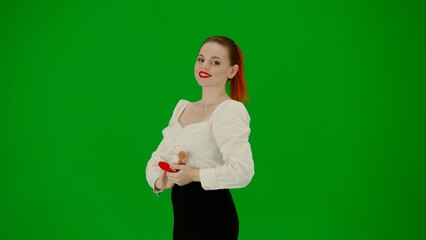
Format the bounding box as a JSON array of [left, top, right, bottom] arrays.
[[194, 42, 238, 88]]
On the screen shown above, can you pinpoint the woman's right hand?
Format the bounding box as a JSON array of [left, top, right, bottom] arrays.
[[155, 171, 175, 190]]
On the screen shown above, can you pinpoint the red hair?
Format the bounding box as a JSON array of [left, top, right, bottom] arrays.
[[201, 36, 249, 103]]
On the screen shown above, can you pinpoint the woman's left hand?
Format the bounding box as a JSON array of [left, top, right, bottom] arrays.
[[167, 163, 200, 186]]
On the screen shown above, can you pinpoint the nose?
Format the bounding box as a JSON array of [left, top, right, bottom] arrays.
[[201, 61, 210, 70]]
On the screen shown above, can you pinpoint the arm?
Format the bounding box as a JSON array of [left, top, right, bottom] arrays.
[[145, 127, 170, 194], [199, 101, 255, 190], [145, 100, 187, 193]]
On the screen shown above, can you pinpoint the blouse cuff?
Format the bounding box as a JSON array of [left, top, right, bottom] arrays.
[[199, 168, 217, 190], [153, 180, 163, 195]]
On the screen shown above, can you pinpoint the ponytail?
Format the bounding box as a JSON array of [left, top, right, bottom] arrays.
[[230, 44, 249, 103]]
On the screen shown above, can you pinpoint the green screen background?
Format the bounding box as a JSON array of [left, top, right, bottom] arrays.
[[1, 0, 425, 239]]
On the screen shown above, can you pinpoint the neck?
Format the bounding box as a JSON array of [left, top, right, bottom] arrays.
[[199, 86, 230, 108]]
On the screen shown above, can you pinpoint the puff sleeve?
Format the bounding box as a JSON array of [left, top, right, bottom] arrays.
[[199, 101, 255, 190]]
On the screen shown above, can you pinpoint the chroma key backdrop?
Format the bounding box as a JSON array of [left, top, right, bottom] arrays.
[[1, 0, 425, 239]]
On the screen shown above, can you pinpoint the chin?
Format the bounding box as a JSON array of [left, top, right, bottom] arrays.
[[195, 80, 212, 88], [195, 78, 205, 86]]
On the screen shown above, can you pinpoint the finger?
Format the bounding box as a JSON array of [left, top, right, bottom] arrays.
[[172, 163, 186, 170], [170, 163, 180, 168], [172, 165, 183, 171], [167, 175, 175, 183], [166, 173, 177, 181]]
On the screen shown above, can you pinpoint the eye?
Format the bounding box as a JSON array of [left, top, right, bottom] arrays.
[[197, 58, 204, 62], [212, 61, 221, 65]]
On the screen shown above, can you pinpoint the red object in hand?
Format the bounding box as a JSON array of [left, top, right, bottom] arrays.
[[158, 161, 186, 172], [158, 161, 177, 172]]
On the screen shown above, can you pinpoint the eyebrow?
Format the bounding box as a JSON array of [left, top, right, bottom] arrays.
[[198, 54, 222, 60]]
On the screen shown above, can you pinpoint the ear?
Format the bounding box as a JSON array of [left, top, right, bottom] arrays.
[[228, 65, 239, 79]]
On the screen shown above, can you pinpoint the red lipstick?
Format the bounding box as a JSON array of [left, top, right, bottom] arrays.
[[199, 71, 212, 78]]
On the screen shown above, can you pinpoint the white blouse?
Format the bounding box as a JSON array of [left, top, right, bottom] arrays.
[[145, 99, 254, 192]]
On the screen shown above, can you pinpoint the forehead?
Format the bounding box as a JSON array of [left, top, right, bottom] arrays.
[[199, 42, 230, 59]]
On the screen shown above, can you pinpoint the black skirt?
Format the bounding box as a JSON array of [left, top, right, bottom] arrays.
[[171, 182, 239, 240]]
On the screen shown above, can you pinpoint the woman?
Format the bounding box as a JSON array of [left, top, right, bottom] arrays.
[[146, 36, 254, 240]]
